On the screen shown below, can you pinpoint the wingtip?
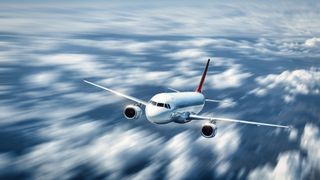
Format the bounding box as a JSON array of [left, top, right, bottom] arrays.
[[83, 80, 91, 84]]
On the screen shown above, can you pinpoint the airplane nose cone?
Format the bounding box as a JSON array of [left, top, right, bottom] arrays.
[[145, 105, 157, 119], [145, 105, 169, 124]]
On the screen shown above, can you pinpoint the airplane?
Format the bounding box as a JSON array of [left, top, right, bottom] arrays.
[[84, 59, 290, 138]]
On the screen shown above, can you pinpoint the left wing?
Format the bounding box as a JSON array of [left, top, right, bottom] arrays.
[[189, 114, 290, 129], [84, 80, 148, 106]]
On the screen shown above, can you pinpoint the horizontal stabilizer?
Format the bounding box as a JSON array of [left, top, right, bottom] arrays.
[[168, 87, 180, 92]]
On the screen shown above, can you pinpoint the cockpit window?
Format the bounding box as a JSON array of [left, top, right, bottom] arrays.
[[149, 101, 171, 109], [157, 103, 164, 107]]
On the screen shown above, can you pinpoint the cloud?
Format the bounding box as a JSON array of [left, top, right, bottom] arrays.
[[1, 1, 319, 37], [251, 68, 320, 102], [166, 48, 208, 60], [300, 124, 320, 169], [34, 53, 108, 78], [248, 123, 320, 180], [195, 124, 241, 177], [0, 153, 15, 175], [208, 65, 252, 89], [1, 1, 319, 179], [15, 121, 164, 179], [23, 71, 60, 87], [304, 37, 320, 48], [288, 128, 298, 141], [248, 151, 304, 180], [66, 39, 167, 55], [217, 98, 237, 109]]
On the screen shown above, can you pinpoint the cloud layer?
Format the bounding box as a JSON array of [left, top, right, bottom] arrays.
[[0, 1, 320, 179], [250, 68, 320, 102]]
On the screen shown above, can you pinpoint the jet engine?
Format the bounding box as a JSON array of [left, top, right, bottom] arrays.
[[201, 123, 217, 138], [123, 105, 142, 119]]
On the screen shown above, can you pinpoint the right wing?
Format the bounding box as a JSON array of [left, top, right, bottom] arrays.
[[205, 99, 223, 103], [84, 80, 148, 106], [189, 114, 291, 129]]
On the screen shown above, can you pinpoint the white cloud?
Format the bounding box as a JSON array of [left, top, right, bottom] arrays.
[[166, 48, 208, 60], [248, 151, 304, 180], [35, 53, 108, 78], [129, 162, 161, 180], [166, 152, 196, 180], [208, 65, 252, 89], [210, 125, 240, 161], [215, 161, 230, 176], [1, 2, 319, 37], [217, 98, 237, 109], [300, 123, 320, 169], [304, 37, 320, 48], [251, 68, 320, 102], [288, 128, 298, 141], [86, 127, 163, 179], [23, 71, 59, 87], [195, 124, 240, 176], [249, 123, 320, 180], [67, 39, 167, 55], [17, 123, 164, 180]]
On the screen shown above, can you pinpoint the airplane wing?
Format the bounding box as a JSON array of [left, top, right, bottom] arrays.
[[205, 99, 223, 103], [189, 114, 290, 129], [84, 80, 148, 106]]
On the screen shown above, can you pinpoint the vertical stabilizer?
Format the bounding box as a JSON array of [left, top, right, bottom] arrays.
[[195, 59, 210, 93]]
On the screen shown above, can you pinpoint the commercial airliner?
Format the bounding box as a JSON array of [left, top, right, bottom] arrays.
[[84, 59, 290, 138]]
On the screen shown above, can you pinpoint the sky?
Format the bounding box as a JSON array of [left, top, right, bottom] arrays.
[[0, 1, 320, 180]]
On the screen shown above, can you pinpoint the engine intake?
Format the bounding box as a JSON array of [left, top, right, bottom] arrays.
[[124, 105, 142, 119], [201, 123, 217, 138]]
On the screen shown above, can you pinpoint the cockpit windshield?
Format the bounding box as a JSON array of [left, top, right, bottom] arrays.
[[149, 101, 171, 109]]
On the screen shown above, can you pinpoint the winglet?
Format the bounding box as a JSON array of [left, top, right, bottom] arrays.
[[195, 59, 210, 93]]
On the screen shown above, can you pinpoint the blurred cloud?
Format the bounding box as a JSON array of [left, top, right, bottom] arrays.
[[166, 48, 208, 60], [1, 1, 320, 37], [0, 1, 320, 179], [304, 37, 320, 48], [248, 151, 304, 180], [24, 72, 60, 87], [208, 65, 252, 89], [249, 123, 320, 180], [250, 68, 320, 102]]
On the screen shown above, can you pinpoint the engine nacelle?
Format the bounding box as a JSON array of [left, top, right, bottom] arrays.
[[123, 105, 142, 120], [201, 123, 217, 138]]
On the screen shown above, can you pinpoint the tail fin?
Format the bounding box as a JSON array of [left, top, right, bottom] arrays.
[[195, 59, 210, 93]]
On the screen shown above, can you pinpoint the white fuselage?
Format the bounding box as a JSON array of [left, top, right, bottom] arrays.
[[145, 92, 205, 124]]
